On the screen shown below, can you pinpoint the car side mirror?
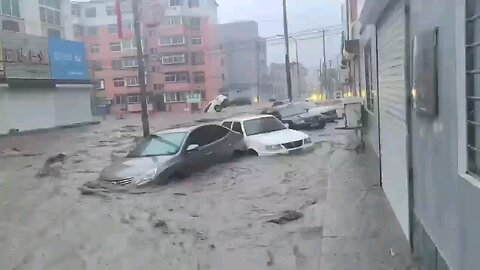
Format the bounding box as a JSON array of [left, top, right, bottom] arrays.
[[186, 144, 199, 153], [284, 123, 290, 128]]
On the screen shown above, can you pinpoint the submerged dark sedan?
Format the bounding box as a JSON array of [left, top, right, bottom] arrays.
[[261, 103, 326, 130], [99, 124, 246, 187]]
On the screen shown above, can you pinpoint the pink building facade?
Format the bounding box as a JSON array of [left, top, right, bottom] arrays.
[[73, 0, 221, 114]]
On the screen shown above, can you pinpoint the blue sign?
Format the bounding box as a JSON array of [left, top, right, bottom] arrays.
[[48, 38, 88, 80]]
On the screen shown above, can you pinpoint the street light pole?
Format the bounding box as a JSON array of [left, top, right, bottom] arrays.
[[282, 0, 293, 101], [132, 0, 150, 137], [290, 37, 301, 98], [277, 35, 300, 99]]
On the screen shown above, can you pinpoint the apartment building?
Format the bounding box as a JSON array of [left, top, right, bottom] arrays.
[[145, 0, 222, 113], [72, 0, 151, 114], [0, 0, 73, 39]]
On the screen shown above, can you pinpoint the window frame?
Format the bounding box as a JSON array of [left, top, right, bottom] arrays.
[[191, 51, 205, 65], [113, 78, 125, 87], [1, 0, 20, 17], [193, 71, 205, 83], [86, 26, 98, 36], [108, 24, 118, 34], [169, 0, 183, 7], [191, 36, 202, 45], [1, 19, 19, 32], [125, 76, 139, 87], [164, 72, 189, 83], [159, 36, 186, 46], [232, 122, 244, 134], [161, 54, 187, 65], [85, 7, 96, 17], [105, 5, 115, 16], [110, 42, 121, 52], [188, 0, 200, 8], [90, 44, 100, 54]]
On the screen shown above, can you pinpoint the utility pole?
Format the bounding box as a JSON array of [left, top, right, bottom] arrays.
[[282, 0, 293, 101], [322, 30, 327, 97], [132, 0, 150, 137], [256, 40, 260, 103]]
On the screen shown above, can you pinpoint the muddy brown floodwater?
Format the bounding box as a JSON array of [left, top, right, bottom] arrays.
[[0, 113, 348, 270]]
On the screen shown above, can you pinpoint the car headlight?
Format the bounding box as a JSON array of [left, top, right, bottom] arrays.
[[304, 137, 312, 144], [265, 144, 283, 151], [134, 168, 157, 186]]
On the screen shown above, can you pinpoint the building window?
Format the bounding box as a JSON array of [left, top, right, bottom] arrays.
[[85, 7, 96, 17], [110, 42, 121, 52], [153, 83, 163, 90], [47, 28, 61, 38], [194, 90, 207, 100], [115, 95, 126, 104], [159, 36, 185, 46], [87, 26, 98, 36], [188, 0, 199, 8], [193, 71, 205, 83], [466, 0, 480, 175], [150, 48, 157, 55], [127, 95, 140, 104], [191, 36, 202, 45], [169, 0, 183, 7], [123, 20, 133, 30], [188, 17, 201, 30], [191, 52, 205, 65], [74, 25, 83, 38], [89, 60, 102, 71], [122, 57, 138, 68], [121, 40, 137, 51], [161, 54, 187, 65], [106, 5, 115, 16], [108, 24, 118, 34], [1, 20, 19, 32], [113, 78, 125, 87], [164, 16, 183, 26], [71, 4, 80, 16], [90, 44, 100, 54], [39, 4, 61, 25], [111, 59, 123, 70], [165, 92, 188, 103], [165, 72, 189, 83], [126, 76, 139, 86], [364, 42, 374, 112], [1, 0, 20, 17]]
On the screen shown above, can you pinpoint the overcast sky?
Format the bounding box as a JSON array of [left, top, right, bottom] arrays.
[[216, 0, 344, 69]]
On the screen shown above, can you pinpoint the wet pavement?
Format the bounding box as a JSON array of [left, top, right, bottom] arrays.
[[0, 107, 416, 270]]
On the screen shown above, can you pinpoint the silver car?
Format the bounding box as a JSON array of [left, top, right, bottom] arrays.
[[99, 124, 246, 187]]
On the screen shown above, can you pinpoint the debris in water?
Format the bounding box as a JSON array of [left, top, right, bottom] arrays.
[[45, 153, 67, 165], [267, 210, 303, 225], [267, 250, 274, 266], [209, 244, 216, 249], [152, 220, 167, 229], [173, 192, 187, 196], [389, 248, 396, 257]]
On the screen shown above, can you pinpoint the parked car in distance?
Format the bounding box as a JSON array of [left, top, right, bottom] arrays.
[[99, 124, 246, 187], [221, 115, 314, 156], [261, 102, 326, 130], [204, 95, 228, 113]]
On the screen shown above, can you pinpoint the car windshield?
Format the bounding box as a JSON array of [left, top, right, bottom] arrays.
[[127, 132, 187, 157], [243, 117, 286, 136]]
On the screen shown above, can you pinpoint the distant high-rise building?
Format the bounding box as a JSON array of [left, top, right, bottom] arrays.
[[217, 21, 268, 102]]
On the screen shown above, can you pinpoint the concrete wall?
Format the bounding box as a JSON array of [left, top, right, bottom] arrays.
[[359, 24, 380, 156], [0, 86, 93, 135], [409, 0, 459, 268]]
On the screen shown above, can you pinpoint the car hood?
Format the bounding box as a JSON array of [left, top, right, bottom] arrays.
[[248, 129, 308, 145], [99, 156, 174, 181]]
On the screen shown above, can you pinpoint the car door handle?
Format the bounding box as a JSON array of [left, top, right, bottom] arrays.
[[226, 143, 232, 147], [206, 151, 213, 155]]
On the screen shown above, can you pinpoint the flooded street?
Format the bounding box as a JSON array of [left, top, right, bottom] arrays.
[[0, 110, 413, 270]]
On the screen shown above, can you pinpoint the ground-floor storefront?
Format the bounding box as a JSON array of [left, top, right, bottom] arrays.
[[0, 85, 94, 135]]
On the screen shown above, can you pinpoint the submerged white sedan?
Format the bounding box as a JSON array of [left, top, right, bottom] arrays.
[[221, 115, 314, 156]]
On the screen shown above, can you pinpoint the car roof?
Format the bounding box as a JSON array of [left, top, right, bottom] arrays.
[[223, 114, 274, 122], [155, 123, 222, 135]]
